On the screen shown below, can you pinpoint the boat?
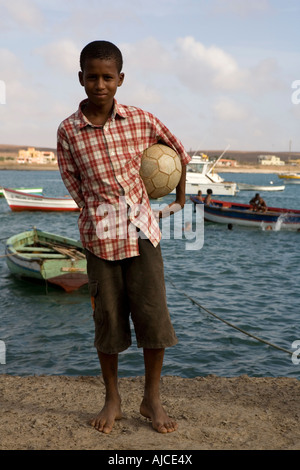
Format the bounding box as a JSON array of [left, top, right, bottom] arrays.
[[278, 173, 300, 184], [190, 196, 300, 230], [237, 182, 285, 191], [5, 228, 88, 292], [0, 186, 43, 197], [172, 147, 238, 196], [2, 188, 79, 211]]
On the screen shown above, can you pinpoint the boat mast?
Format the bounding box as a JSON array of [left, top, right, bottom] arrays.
[[207, 144, 230, 176]]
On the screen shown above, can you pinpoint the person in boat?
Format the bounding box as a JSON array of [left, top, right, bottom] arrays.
[[191, 189, 204, 212], [204, 188, 213, 205], [195, 190, 203, 201], [57, 40, 191, 435], [249, 193, 267, 212]]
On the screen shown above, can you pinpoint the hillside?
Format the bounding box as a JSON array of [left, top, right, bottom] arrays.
[[1, 144, 300, 165]]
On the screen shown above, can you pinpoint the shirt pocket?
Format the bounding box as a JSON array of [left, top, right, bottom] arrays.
[[122, 141, 144, 178]]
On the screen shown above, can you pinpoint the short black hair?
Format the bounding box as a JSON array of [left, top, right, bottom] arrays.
[[80, 40, 123, 73]]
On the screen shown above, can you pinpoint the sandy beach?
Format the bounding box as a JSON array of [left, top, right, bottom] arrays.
[[0, 374, 299, 450]]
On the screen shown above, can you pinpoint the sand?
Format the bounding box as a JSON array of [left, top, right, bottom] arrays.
[[0, 374, 299, 451]]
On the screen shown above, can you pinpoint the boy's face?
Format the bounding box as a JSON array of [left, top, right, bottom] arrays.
[[79, 58, 124, 109]]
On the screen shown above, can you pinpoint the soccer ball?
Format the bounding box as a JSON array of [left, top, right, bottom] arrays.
[[140, 144, 182, 199]]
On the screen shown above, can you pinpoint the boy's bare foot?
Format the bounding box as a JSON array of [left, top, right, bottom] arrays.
[[90, 399, 122, 434], [140, 397, 178, 433]]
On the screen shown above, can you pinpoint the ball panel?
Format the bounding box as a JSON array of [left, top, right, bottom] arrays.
[[140, 144, 182, 199], [140, 158, 159, 179], [152, 171, 169, 189], [158, 154, 176, 174], [168, 170, 181, 189]]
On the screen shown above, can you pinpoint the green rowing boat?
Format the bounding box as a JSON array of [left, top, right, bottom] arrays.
[[5, 228, 88, 292]]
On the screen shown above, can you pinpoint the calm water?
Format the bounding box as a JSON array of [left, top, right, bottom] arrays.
[[0, 169, 299, 379]]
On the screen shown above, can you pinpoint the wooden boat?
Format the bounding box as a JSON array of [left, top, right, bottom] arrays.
[[237, 182, 285, 191], [0, 186, 43, 197], [5, 228, 88, 292], [2, 188, 79, 211], [278, 173, 300, 184], [190, 196, 300, 230]]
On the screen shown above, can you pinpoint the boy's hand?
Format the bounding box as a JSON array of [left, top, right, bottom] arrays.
[[153, 201, 183, 220]]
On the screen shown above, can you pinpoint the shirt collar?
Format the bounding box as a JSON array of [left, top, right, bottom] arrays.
[[75, 99, 127, 130]]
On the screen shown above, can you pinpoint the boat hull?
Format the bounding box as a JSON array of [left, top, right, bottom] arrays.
[[237, 183, 285, 191], [3, 188, 79, 211], [278, 174, 300, 184], [171, 178, 238, 196], [5, 229, 88, 292], [190, 197, 300, 230], [0, 187, 43, 197], [185, 180, 237, 196]]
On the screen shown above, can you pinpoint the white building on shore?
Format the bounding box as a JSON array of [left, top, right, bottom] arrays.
[[257, 154, 285, 166], [17, 147, 57, 165]]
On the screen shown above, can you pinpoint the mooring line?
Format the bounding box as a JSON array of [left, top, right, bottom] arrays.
[[166, 276, 293, 357]]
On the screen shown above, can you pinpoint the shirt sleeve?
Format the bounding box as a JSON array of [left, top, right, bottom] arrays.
[[57, 124, 85, 208], [149, 114, 191, 166]]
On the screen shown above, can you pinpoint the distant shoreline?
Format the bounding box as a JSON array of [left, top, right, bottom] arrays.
[[217, 165, 300, 174], [0, 161, 300, 174], [0, 163, 59, 171]]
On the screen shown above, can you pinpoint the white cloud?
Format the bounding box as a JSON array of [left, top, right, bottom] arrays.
[[0, 0, 44, 29], [174, 36, 285, 99], [175, 36, 249, 92], [0, 49, 22, 81], [213, 97, 249, 121], [35, 39, 80, 75], [121, 38, 172, 74], [212, 0, 272, 17]]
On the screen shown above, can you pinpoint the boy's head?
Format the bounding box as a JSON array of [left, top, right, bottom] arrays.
[[80, 40, 123, 73]]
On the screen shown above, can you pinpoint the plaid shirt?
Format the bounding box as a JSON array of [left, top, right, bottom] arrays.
[[57, 99, 191, 260]]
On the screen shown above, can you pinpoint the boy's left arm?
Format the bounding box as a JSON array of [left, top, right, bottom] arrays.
[[151, 115, 190, 219], [155, 164, 187, 219]]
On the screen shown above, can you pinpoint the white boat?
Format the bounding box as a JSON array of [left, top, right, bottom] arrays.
[[237, 182, 285, 191], [2, 188, 79, 212], [183, 152, 238, 196]]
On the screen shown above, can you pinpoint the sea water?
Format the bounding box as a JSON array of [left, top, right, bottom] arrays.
[[0, 169, 299, 379]]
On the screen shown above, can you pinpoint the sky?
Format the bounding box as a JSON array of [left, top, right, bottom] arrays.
[[1, 0, 300, 153]]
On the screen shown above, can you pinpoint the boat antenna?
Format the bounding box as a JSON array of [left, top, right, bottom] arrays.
[[207, 144, 230, 176]]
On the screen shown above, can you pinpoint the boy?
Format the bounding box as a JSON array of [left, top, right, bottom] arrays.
[[57, 40, 191, 434]]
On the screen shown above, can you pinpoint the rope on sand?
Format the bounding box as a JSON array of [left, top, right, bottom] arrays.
[[166, 276, 293, 357]]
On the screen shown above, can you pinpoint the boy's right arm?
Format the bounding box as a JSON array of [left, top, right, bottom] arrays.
[[57, 126, 85, 209]]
